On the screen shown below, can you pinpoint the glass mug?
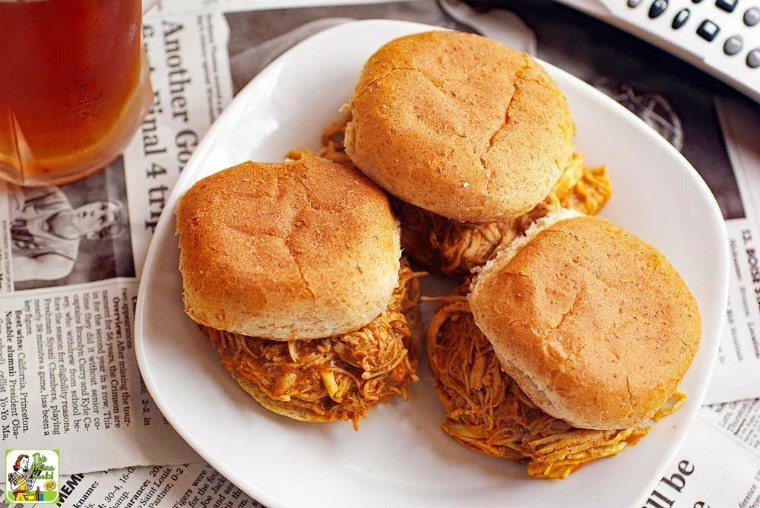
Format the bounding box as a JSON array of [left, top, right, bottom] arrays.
[[0, 0, 153, 186]]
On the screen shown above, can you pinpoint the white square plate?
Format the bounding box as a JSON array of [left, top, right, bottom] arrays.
[[135, 19, 729, 508]]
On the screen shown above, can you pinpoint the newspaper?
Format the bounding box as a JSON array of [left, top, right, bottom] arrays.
[[711, 99, 760, 405], [0, 462, 263, 508], [1, 0, 759, 506], [0, 8, 239, 480]]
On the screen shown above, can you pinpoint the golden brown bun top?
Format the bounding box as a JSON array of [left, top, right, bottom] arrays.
[[176, 157, 401, 340], [469, 216, 701, 430], [345, 30, 575, 223]]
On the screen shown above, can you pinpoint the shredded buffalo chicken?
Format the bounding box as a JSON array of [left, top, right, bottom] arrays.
[[426, 293, 686, 479], [288, 117, 612, 276], [286, 113, 353, 167], [395, 153, 611, 275], [206, 262, 423, 430]]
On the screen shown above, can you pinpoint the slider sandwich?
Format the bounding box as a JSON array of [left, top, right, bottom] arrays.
[[343, 30, 610, 275], [176, 156, 421, 427], [427, 212, 701, 478]]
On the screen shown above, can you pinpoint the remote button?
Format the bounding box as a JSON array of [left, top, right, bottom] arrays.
[[745, 7, 760, 26], [716, 0, 739, 12], [748, 49, 760, 67], [649, 0, 669, 17], [724, 35, 744, 54], [673, 8, 691, 28], [697, 20, 721, 41], [628, 0, 643, 7]]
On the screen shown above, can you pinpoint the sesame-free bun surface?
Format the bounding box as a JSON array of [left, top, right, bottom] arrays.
[[176, 157, 401, 340], [469, 216, 701, 430], [345, 30, 575, 223]]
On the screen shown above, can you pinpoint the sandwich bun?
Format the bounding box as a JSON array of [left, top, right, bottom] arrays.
[[468, 214, 701, 430], [344, 30, 575, 223], [176, 156, 401, 340]]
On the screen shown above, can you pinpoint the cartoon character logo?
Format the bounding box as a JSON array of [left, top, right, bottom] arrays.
[[5, 449, 59, 504], [7, 453, 34, 501]]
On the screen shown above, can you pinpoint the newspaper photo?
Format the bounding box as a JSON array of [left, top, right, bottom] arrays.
[[1, 0, 760, 506]]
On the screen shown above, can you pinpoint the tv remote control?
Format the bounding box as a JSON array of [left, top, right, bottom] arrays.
[[552, 0, 760, 102]]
